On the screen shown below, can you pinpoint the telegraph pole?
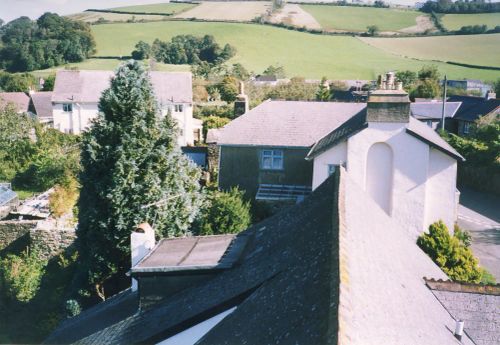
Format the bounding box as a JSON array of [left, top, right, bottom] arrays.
[[441, 75, 447, 131]]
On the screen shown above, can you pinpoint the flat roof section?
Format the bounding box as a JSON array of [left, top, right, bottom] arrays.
[[133, 235, 239, 273]]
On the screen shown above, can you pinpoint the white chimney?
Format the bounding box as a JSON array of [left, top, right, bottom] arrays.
[[131, 223, 155, 292], [454, 320, 464, 341], [485, 90, 496, 100]]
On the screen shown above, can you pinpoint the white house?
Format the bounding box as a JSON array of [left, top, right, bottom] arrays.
[[51, 70, 202, 146], [307, 76, 463, 237]]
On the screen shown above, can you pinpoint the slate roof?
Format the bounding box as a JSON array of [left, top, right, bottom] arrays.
[[46, 170, 475, 345], [410, 101, 462, 120], [448, 95, 500, 122], [46, 173, 342, 344], [52, 70, 192, 104], [307, 109, 464, 161], [425, 279, 500, 345], [0, 92, 30, 113], [217, 100, 366, 147], [31, 91, 53, 119]]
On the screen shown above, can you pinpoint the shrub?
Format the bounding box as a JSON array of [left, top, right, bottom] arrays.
[[202, 116, 230, 139], [0, 249, 47, 302], [194, 188, 251, 235], [65, 299, 81, 318], [417, 221, 486, 283], [49, 175, 79, 218]]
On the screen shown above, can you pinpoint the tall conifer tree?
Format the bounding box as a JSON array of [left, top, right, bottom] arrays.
[[76, 61, 202, 297]]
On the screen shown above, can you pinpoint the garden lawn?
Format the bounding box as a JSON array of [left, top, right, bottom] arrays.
[[88, 21, 500, 80], [301, 5, 420, 32], [360, 33, 500, 69], [442, 13, 500, 31]]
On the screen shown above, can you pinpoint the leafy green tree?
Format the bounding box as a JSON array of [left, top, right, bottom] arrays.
[[410, 79, 441, 99], [131, 41, 151, 60], [0, 72, 37, 92], [0, 13, 95, 72], [0, 249, 47, 303], [231, 63, 250, 80], [75, 61, 202, 298], [316, 77, 331, 101], [367, 25, 379, 36], [218, 76, 239, 103], [418, 65, 440, 82], [202, 115, 230, 138], [493, 78, 500, 95], [395, 70, 417, 90], [194, 188, 251, 236], [42, 74, 56, 91], [262, 65, 286, 78], [417, 221, 487, 283]]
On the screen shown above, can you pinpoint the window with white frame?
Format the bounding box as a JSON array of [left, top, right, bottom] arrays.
[[62, 103, 73, 112], [328, 164, 338, 176], [175, 104, 184, 112], [463, 122, 470, 134], [261, 149, 283, 170]]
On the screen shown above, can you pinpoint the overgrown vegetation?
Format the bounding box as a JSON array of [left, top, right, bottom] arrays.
[[75, 60, 202, 300], [0, 13, 96, 72], [396, 65, 442, 100], [193, 188, 251, 236], [0, 72, 38, 92], [417, 221, 495, 284], [441, 116, 500, 194], [0, 249, 47, 303]]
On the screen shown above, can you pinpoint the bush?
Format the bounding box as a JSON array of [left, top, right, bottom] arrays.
[[0, 249, 47, 302], [65, 299, 81, 318], [417, 221, 492, 284], [49, 175, 79, 218], [202, 116, 230, 139], [194, 188, 251, 235]]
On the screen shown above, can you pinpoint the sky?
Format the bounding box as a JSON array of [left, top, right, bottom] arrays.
[[0, 0, 168, 23]]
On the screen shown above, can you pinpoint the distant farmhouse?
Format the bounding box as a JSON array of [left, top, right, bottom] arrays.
[[447, 93, 499, 136], [217, 73, 463, 236], [51, 70, 202, 146]]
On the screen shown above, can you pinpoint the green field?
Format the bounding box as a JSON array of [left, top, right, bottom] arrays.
[[87, 21, 500, 80], [360, 33, 500, 68], [442, 13, 500, 31], [31, 59, 189, 78], [301, 5, 420, 32], [109, 2, 196, 14]]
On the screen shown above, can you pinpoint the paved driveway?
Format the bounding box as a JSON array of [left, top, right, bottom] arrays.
[[457, 187, 500, 281]]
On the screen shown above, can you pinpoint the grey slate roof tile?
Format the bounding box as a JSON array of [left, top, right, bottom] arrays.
[[52, 70, 192, 104], [31, 91, 53, 119], [0, 92, 30, 113]]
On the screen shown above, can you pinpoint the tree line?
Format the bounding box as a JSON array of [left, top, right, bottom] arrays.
[[0, 13, 96, 72], [420, 0, 500, 14]]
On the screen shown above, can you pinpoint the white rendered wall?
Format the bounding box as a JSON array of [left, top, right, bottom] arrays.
[[54, 102, 194, 145], [347, 122, 430, 238], [366, 142, 393, 215], [424, 148, 458, 231], [312, 141, 347, 190]]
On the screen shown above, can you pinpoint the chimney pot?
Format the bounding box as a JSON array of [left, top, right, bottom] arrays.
[[454, 320, 464, 341]]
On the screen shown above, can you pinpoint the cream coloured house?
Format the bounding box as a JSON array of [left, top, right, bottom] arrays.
[[51, 70, 202, 146]]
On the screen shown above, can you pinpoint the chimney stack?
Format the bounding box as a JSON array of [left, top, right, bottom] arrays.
[[485, 90, 496, 100], [366, 71, 410, 123], [234, 81, 249, 117], [131, 223, 155, 292]]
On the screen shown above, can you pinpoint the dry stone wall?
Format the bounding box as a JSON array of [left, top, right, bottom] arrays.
[[0, 220, 75, 259]]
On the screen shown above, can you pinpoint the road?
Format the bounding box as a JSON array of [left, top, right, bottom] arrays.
[[457, 187, 500, 281]]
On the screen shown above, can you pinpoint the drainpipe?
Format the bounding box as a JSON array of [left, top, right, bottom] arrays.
[[441, 75, 447, 131]]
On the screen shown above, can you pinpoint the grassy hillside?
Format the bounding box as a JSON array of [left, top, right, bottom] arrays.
[[441, 13, 500, 31], [108, 2, 196, 14], [87, 21, 500, 80], [300, 5, 420, 32], [360, 33, 500, 68]]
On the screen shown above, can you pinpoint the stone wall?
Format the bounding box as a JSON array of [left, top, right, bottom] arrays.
[[30, 227, 76, 259], [0, 220, 38, 252], [0, 220, 75, 259]]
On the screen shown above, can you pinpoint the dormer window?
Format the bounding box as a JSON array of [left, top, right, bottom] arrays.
[[62, 103, 73, 112]]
